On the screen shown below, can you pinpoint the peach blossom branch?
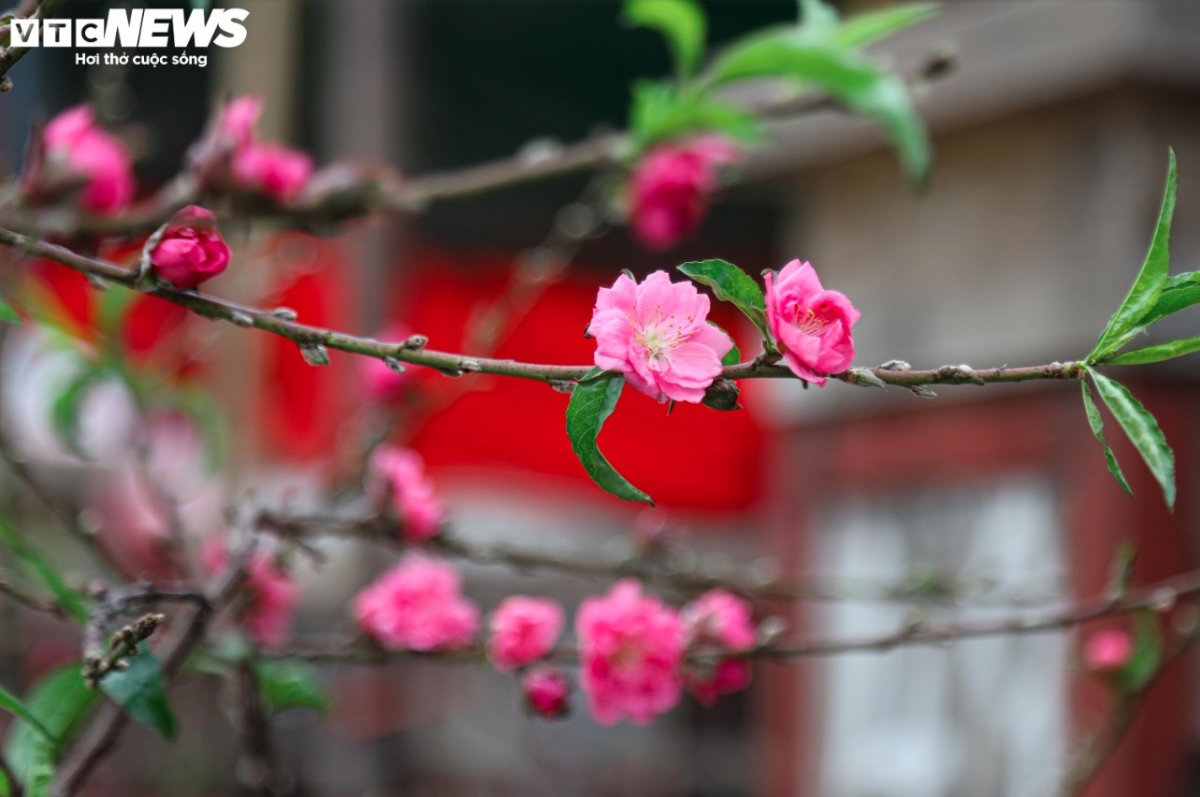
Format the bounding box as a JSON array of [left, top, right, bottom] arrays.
[[0, 226, 1085, 392]]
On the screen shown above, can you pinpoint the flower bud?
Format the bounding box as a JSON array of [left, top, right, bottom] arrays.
[[1084, 629, 1134, 673], [149, 205, 232, 290], [521, 666, 571, 719]]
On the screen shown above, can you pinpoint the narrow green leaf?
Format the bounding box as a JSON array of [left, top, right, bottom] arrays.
[[566, 375, 653, 505], [100, 650, 177, 740], [1089, 369, 1176, 510], [1081, 380, 1132, 497], [0, 685, 57, 752], [0, 766, 10, 797], [1090, 150, 1177, 361], [835, 3, 940, 48], [51, 366, 107, 459], [254, 661, 328, 715], [623, 0, 706, 78], [1107, 336, 1200, 366], [5, 666, 98, 790], [628, 81, 759, 151], [0, 298, 19, 326], [0, 517, 87, 623], [1119, 611, 1162, 694], [1137, 272, 1200, 327], [678, 260, 771, 342], [707, 32, 931, 185]]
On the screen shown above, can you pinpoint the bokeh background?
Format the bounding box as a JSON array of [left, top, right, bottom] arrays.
[[4, 0, 1200, 795]]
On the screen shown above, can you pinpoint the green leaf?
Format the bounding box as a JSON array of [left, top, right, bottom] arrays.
[[678, 260, 771, 343], [1089, 369, 1176, 510], [623, 0, 706, 79], [628, 81, 760, 151], [100, 650, 177, 740], [566, 374, 653, 504], [51, 366, 108, 459], [5, 665, 98, 792], [0, 517, 87, 623], [798, 0, 839, 31], [254, 661, 328, 715], [0, 685, 58, 752], [0, 766, 9, 797], [1081, 380, 1132, 497], [835, 3, 940, 48], [0, 298, 19, 326], [1107, 336, 1200, 366], [707, 31, 931, 186], [1090, 150, 1177, 361], [1137, 272, 1200, 327], [1119, 611, 1162, 694]]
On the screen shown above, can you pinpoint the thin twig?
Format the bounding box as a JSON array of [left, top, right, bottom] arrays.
[[0, 0, 63, 90], [0, 572, 60, 615], [227, 661, 283, 797]]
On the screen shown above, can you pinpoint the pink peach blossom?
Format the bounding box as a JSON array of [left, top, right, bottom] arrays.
[[360, 323, 414, 402], [1085, 629, 1133, 673], [41, 105, 135, 213], [488, 596, 565, 672], [206, 543, 299, 650], [682, 589, 756, 705], [628, 135, 741, 250], [231, 142, 313, 202], [588, 270, 733, 403], [576, 579, 684, 726], [218, 95, 263, 148], [367, 445, 443, 541], [522, 666, 571, 719], [353, 555, 480, 651], [149, 205, 231, 289], [764, 259, 861, 386]]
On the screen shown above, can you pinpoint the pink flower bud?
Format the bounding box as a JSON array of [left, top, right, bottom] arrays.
[[231, 142, 314, 202], [360, 323, 414, 402], [1085, 629, 1134, 673], [682, 589, 756, 705], [522, 666, 571, 719], [588, 270, 733, 404], [628, 135, 741, 251], [149, 205, 232, 290], [367, 445, 443, 542], [764, 260, 861, 386], [39, 105, 136, 213], [576, 579, 685, 726], [353, 555, 480, 652], [487, 596, 564, 672]]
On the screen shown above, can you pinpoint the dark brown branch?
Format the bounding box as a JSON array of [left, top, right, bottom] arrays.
[[227, 661, 283, 797]]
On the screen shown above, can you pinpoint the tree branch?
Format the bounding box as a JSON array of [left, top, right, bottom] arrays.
[[0, 0, 63, 91], [0, 227, 1085, 392]]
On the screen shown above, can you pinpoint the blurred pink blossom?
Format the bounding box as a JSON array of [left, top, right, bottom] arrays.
[[589, 270, 733, 403], [231, 142, 313, 202], [576, 579, 684, 726], [218, 95, 263, 148], [628, 135, 740, 250], [1085, 629, 1134, 673], [207, 543, 299, 650], [682, 589, 756, 705], [487, 596, 565, 672], [41, 105, 135, 213], [360, 323, 414, 402], [367, 445, 443, 541], [764, 260, 860, 386], [522, 666, 571, 719], [149, 205, 231, 290], [353, 555, 480, 651]]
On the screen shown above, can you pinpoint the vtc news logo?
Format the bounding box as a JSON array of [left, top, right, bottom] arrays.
[[10, 8, 248, 49]]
